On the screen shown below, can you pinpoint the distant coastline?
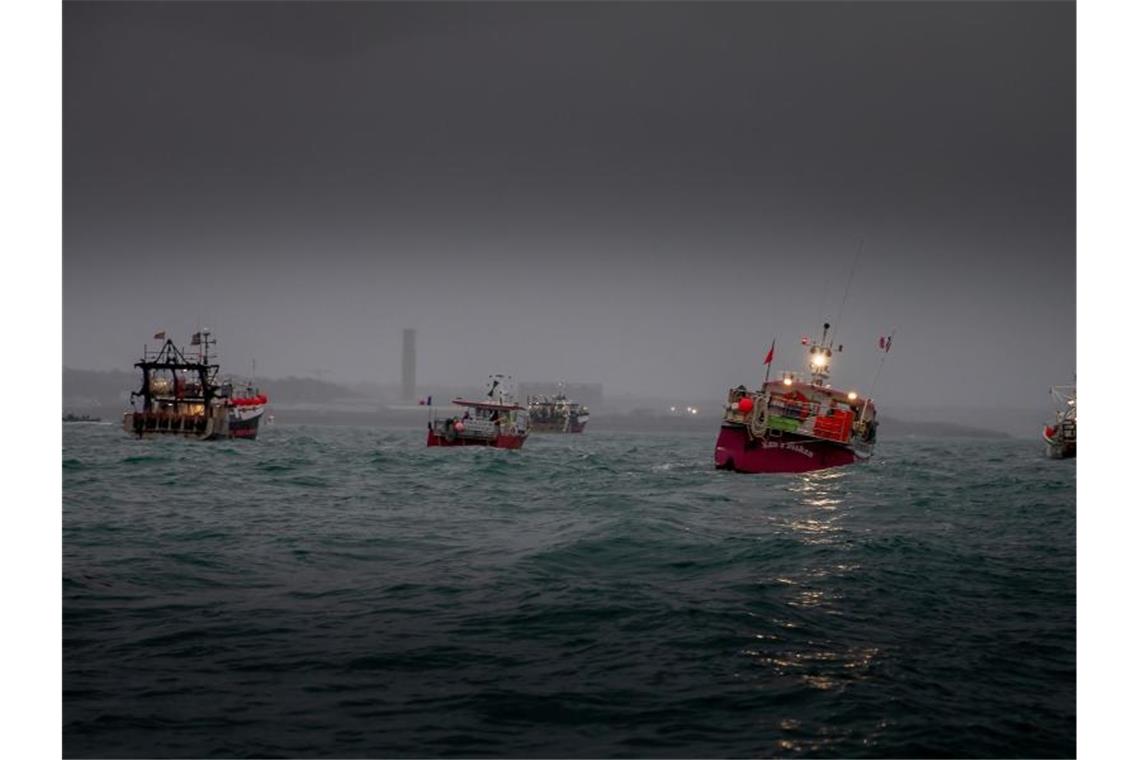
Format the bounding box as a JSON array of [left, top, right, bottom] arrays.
[[65, 367, 1019, 439]]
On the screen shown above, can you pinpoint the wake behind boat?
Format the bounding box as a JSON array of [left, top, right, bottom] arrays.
[[123, 330, 268, 440]]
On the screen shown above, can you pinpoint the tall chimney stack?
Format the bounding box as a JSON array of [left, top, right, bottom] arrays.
[[401, 328, 416, 402]]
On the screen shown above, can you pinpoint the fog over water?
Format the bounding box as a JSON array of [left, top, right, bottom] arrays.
[[64, 1, 1074, 410]]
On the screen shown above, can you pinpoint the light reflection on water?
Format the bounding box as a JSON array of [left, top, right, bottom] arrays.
[[741, 638, 883, 753], [781, 469, 851, 546], [744, 466, 881, 753]]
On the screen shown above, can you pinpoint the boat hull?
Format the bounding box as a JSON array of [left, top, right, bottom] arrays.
[[714, 424, 861, 473], [1043, 429, 1076, 459], [123, 405, 264, 441], [227, 406, 265, 440], [1044, 443, 1075, 459], [426, 431, 527, 449]]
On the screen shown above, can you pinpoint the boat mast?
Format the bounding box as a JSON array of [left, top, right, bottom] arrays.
[[831, 237, 863, 348], [806, 321, 841, 386], [806, 239, 859, 387], [858, 329, 896, 423], [194, 329, 219, 404]]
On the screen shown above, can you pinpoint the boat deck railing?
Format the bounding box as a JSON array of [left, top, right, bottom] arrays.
[[724, 391, 855, 444]]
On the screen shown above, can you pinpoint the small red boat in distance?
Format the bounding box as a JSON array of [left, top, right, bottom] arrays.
[[714, 323, 880, 473], [426, 375, 530, 449]]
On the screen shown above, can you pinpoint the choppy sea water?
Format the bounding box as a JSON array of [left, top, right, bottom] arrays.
[[63, 423, 1075, 758]]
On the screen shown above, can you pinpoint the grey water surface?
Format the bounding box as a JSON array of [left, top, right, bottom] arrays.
[[63, 424, 1075, 757]]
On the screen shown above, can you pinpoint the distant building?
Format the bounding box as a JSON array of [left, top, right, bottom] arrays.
[[401, 329, 416, 402], [518, 381, 604, 409]]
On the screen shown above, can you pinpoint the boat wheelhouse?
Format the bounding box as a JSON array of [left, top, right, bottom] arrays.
[[122, 331, 268, 440], [1042, 384, 1076, 459], [427, 374, 530, 449], [714, 322, 879, 473]]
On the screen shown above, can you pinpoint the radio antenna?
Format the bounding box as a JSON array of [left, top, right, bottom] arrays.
[[832, 237, 864, 344]]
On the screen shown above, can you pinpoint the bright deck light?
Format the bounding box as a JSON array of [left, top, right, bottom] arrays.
[[847, 391, 858, 401], [783, 377, 793, 386], [811, 353, 828, 367]]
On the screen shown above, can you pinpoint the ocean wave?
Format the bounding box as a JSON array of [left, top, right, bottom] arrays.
[[63, 423, 1075, 758]]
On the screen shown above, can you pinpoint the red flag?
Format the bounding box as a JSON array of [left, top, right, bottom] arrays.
[[153, 331, 166, 340], [763, 339, 775, 365]]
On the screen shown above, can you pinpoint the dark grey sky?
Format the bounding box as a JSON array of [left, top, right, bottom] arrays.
[[64, 1, 1074, 407]]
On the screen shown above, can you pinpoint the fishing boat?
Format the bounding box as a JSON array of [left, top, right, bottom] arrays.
[[122, 330, 268, 440], [527, 387, 589, 433], [63, 413, 102, 423], [426, 374, 530, 448], [1042, 384, 1076, 459], [714, 323, 881, 473]]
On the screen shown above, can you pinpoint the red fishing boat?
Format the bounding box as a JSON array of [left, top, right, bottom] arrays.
[[714, 323, 881, 473], [426, 374, 530, 449]]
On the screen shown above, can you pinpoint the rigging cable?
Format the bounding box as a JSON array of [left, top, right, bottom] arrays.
[[832, 237, 864, 346]]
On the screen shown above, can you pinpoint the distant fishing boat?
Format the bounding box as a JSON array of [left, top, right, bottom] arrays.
[[426, 374, 530, 449], [714, 323, 882, 473], [527, 385, 589, 433], [63, 413, 101, 423], [1042, 384, 1076, 459], [122, 330, 268, 440]]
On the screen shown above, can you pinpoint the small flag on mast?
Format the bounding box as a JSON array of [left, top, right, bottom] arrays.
[[418, 395, 432, 406], [153, 331, 166, 340], [190, 332, 202, 346], [878, 335, 893, 353], [762, 338, 776, 384]]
